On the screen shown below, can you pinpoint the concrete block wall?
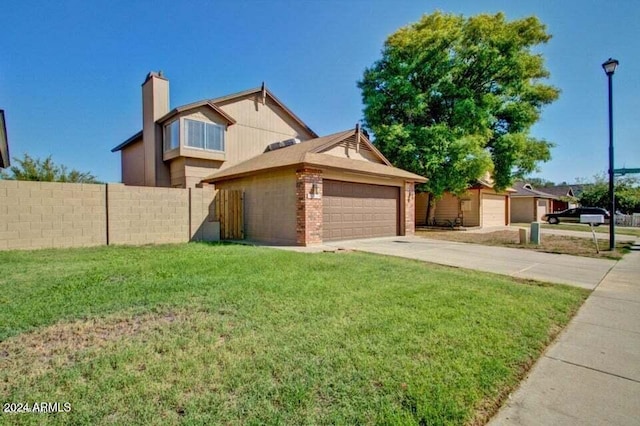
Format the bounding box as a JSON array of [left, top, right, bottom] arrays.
[[107, 184, 190, 245], [0, 180, 107, 250], [190, 186, 219, 241], [0, 180, 218, 250]]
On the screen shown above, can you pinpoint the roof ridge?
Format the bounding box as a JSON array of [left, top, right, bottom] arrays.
[[112, 83, 318, 152], [210, 86, 318, 138]]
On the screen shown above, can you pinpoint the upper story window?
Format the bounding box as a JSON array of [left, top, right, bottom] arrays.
[[185, 119, 225, 152], [163, 120, 179, 152]]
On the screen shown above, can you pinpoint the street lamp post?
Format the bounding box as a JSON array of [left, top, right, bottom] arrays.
[[602, 58, 619, 251]]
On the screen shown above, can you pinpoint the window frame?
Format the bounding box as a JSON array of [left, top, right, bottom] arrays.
[[163, 119, 180, 152], [183, 118, 225, 152]]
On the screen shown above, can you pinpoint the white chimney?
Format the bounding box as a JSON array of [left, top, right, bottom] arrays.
[[142, 71, 170, 186]]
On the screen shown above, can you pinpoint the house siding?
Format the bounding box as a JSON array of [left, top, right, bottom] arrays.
[[320, 135, 385, 164], [122, 139, 145, 186], [169, 157, 186, 188], [415, 189, 508, 228], [214, 169, 298, 245], [511, 198, 534, 222], [119, 92, 317, 188], [511, 197, 551, 223], [184, 158, 223, 189], [435, 193, 460, 224], [217, 95, 316, 168], [415, 193, 429, 226]]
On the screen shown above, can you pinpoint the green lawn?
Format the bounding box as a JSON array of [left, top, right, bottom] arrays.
[[0, 243, 587, 425], [512, 222, 640, 238]]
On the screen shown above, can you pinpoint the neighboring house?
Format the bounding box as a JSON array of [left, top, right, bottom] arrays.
[[415, 177, 513, 228], [510, 181, 559, 223], [543, 185, 580, 212], [0, 109, 9, 168], [113, 72, 426, 245]]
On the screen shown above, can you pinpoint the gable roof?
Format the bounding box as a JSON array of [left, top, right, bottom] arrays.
[[201, 128, 427, 184], [111, 130, 142, 153], [511, 181, 559, 199], [471, 177, 517, 193], [112, 84, 317, 152], [0, 110, 9, 168], [157, 100, 236, 125], [211, 85, 318, 138], [543, 185, 576, 198]]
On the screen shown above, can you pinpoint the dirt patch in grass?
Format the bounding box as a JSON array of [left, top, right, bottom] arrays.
[[0, 309, 213, 394], [416, 229, 627, 259], [0, 244, 589, 425]]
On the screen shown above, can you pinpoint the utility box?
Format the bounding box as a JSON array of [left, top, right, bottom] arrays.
[[519, 228, 529, 245], [530, 222, 541, 245], [580, 214, 605, 224]]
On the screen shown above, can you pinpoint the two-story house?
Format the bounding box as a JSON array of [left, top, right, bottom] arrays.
[[112, 72, 426, 245]]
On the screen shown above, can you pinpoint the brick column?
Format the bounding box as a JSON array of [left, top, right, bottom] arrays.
[[296, 168, 323, 245], [404, 181, 416, 236]]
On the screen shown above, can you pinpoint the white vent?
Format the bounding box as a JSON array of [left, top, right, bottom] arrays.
[[265, 138, 301, 152]]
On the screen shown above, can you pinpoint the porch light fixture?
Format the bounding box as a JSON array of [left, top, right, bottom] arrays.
[[308, 183, 321, 199]]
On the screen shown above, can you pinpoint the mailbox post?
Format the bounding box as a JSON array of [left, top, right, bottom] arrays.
[[581, 214, 605, 253]]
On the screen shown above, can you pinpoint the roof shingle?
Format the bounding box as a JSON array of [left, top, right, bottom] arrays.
[[201, 129, 427, 183]]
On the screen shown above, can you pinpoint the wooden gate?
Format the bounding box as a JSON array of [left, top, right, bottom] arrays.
[[215, 190, 244, 240]]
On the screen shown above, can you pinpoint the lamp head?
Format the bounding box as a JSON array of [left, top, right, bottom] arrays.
[[602, 58, 619, 76]]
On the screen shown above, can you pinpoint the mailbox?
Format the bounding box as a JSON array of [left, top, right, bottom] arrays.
[[580, 214, 605, 224]]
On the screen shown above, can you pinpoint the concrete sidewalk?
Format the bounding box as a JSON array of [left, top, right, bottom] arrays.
[[490, 247, 640, 426], [324, 236, 615, 290]]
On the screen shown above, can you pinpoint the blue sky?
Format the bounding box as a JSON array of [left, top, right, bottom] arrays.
[[1, 0, 638, 184]]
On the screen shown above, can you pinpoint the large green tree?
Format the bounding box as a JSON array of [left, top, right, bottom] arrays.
[[578, 175, 640, 214], [0, 153, 99, 183], [359, 12, 559, 220]]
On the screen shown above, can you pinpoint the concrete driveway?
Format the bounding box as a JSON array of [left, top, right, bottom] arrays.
[[325, 236, 617, 289]]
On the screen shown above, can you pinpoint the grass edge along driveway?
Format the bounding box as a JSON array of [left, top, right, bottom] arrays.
[[0, 243, 588, 425]]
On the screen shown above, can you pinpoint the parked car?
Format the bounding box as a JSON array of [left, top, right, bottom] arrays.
[[542, 207, 610, 225]]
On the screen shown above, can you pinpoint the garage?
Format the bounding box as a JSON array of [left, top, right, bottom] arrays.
[[481, 193, 507, 227], [536, 199, 548, 222], [323, 180, 399, 241]]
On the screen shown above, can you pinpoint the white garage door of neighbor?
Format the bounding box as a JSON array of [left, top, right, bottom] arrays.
[[537, 199, 548, 222], [482, 194, 506, 227], [323, 180, 399, 241]]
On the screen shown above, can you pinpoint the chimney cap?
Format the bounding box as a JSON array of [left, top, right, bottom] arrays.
[[143, 71, 168, 85]]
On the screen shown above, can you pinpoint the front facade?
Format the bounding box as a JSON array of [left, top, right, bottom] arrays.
[[415, 182, 511, 228], [204, 129, 424, 245], [112, 72, 318, 189], [510, 182, 558, 223], [543, 185, 579, 212], [113, 72, 425, 245]]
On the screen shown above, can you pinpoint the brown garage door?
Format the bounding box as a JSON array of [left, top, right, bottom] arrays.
[[323, 180, 399, 241]]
